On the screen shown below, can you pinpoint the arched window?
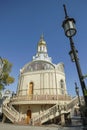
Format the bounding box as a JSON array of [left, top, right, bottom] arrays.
[[28, 82, 34, 95], [60, 79, 65, 94], [60, 79, 64, 88]]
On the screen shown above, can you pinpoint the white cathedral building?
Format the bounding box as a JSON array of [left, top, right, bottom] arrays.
[[2, 36, 77, 125], [18, 35, 67, 96]]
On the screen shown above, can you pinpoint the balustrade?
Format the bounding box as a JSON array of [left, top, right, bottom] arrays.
[[11, 94, 71, 103], [32, 96, 78, 125], [2, 101, 20, 123], [2, 95, 78, 125]]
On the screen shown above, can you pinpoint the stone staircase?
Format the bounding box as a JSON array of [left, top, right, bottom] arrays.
[[2, 96, 78, 125], [32, 104, 67, 125], [2, 98, 19, 123], [32, 96, 78, 125]]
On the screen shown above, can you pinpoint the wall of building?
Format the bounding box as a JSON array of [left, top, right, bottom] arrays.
[[18, 104, 52, 120], [17, 68, 67, 96]]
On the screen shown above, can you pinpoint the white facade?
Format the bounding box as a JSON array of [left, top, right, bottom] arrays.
[[17, 65, 67, 96]]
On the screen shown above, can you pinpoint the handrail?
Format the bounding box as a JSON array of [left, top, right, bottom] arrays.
[[2, 99, 19, 123], [32, 103, 67, 125], [3, 104, 18, 118], [9, 104, 19, 115], [3, 108, 16, 122], [32, 96, 78, 125], [3, 105, 18, 122], [67, 96, 78, 110]]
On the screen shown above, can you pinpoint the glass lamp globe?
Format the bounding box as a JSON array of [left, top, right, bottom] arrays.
[[62, 18, 76, 37]]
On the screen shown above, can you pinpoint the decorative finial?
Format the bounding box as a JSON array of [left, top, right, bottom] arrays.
[[40, 34, 44, 41], [63, 4, 68, 19]]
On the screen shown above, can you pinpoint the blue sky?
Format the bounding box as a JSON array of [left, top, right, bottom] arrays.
[[0, 0, 87, 96]]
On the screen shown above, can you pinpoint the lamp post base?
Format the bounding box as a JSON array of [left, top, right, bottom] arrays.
[[80, 105, 87, 126]]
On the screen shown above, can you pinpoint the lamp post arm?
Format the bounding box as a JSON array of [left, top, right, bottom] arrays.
[[83, 74, 87, 79]]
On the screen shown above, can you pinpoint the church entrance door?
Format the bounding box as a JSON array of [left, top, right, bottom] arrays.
[[26, 109, 31, 124]]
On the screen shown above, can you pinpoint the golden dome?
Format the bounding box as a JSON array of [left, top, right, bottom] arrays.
[[38, 34, 46, 46]]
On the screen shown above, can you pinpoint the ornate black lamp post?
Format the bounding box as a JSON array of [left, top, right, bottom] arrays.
[[62, 4, 87, 106], [75, 82, 84, 125]]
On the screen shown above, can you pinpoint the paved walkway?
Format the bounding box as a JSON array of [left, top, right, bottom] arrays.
[[0, 115, 84, 130], [0, 123, 83, 130]]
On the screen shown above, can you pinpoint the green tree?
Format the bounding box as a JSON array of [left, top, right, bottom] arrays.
[[0, 58, 14, 90]]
